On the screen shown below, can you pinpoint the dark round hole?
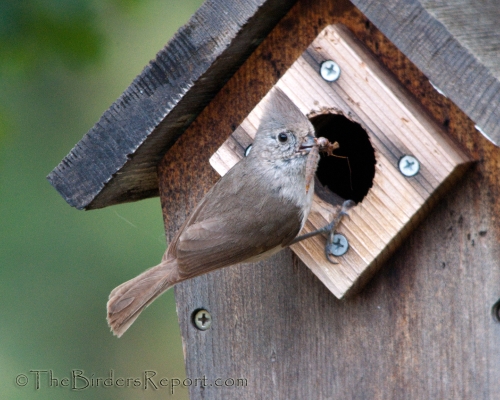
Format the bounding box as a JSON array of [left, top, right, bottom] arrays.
[[310, 113, 375, 204]]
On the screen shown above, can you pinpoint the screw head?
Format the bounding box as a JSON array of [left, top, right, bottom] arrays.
[[492, 299, 500, 323], [244, 144, 252, 157], [320, 60, 341, 82], [327, 233, 349, 257], [398, 155, 420, 177], [193, 309, 212, 331]]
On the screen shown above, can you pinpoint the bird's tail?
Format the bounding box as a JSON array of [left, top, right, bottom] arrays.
[[107, 259, 180, 337]]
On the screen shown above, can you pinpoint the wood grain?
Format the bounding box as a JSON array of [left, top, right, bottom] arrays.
[[210, 25, 472, 298], [351, 0, 500, 144], [421, 0, 500, 80], [157, 1, 500, 399], [47, 0, 297, 210]]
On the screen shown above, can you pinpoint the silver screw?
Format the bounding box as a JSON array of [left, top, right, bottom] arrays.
[[193, 309, 212, 331], [398, 155, 420, 177], [327, 233, 349, 257], [244, 144, 252, 157], [491, 299, 500, 323], [320, 60, 341, 82]]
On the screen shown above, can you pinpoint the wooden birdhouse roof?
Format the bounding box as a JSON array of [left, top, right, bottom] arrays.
[[48, 0, 500, 210]]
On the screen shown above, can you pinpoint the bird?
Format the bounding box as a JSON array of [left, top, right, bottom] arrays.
[[107, 88, 352, 337]]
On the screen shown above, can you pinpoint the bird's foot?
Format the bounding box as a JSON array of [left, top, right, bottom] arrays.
[[324, 200, 355, 263]]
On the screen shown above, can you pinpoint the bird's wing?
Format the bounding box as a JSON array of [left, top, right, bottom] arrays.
[[168, 161, 303, 279]]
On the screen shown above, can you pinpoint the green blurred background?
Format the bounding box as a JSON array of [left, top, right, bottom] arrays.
[[0, 0, 203, 398]]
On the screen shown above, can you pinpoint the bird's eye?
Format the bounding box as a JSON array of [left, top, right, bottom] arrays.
[[277, 132, 288, 143]]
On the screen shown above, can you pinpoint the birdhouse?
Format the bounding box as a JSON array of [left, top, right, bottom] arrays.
[[48, 0, 500, 398], [209, 24, 471, 298]]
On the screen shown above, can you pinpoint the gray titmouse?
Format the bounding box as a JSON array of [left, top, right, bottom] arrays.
[[107, 88, 351, 337]]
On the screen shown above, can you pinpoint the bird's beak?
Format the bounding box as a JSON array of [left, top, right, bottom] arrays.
[[298, 134, 316, 153]]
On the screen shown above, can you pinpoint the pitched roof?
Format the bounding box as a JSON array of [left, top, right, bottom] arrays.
[[48, 0, 500, 210], [47, 0, 297, 210]]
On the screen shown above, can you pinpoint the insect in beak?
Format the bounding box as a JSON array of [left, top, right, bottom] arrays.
[[304, 137, 340, 194]]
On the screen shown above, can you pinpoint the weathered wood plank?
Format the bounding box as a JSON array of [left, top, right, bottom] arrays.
[[47, 0, 298, 210], [421, 0, 500, 80], [352, 0, 500, 144], [158, 1, 500, 398]]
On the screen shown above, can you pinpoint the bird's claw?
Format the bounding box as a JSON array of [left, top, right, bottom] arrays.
[[324, 200, 355, 264], [325, 246, 339, 264]]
